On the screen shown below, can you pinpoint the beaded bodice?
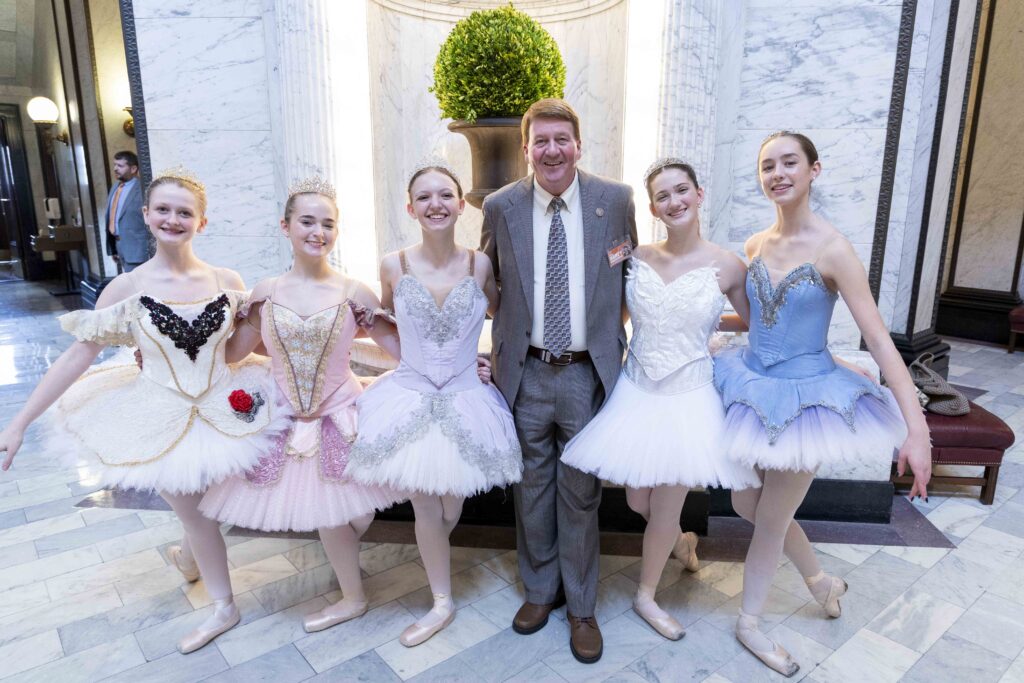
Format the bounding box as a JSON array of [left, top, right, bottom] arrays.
[[134, 292, 238, 398], [393, 275, 487, 389], [623, 259, 723, 391], [746, 257, 838, 368], [263, 301, 356, 417]]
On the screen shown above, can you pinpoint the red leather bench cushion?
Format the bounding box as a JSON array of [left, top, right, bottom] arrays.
[[926, 402, 1015, 451], [1009, 305, 1024, 325]]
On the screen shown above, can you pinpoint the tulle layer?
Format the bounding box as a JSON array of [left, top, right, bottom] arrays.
[[347, 375, 522, 497], [561, 375, 761, 489], [721, 390, 907, 472], [714, 346, 888, 443], [48, 355, 288, 495], [199, 423, 405, 532]]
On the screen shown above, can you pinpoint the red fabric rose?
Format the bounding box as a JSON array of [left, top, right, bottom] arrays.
[[229, 389, 254, 413]]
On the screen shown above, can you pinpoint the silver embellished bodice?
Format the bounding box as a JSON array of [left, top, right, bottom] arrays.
[[746, 257, 838, 368], [623, 260, 724, 394], [392, 275, 488, 389]]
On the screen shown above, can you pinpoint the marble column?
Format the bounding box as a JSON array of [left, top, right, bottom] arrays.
[[657, 0, 722, 232], [271, 0, 341, 268]]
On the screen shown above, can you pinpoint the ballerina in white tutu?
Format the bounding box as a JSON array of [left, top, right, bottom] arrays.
[[713, 132, 931, 676], [0, 169, 289, 654], [561, 159, 761, 640], [198, 178, 405, 633], [346, 161, 522, 646]]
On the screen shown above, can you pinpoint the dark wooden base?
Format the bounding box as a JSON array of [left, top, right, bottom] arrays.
[[892, 330, 951, 378], [710, 478, 895, 524], [937, 287, 1022, 345]]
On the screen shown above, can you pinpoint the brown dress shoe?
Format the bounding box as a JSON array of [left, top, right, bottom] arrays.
[[512, 596, 566, 635], [568, 614, 603, 663]]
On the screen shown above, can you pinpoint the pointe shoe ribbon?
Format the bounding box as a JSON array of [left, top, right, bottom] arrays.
[[672, 531, 700, 572], [168, 545, 200, 583], [806, 571, 848, 618], [735, 609, 799, 677], [178, 599, 240, 654], [399, 593, 455, 648], [303, 599, 368, 633]]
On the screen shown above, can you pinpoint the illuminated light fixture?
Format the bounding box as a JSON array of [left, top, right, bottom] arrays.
[[28, 96, 69, 148]]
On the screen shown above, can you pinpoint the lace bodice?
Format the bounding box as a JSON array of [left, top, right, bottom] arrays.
[[623, 259, 724, 392], [60, 291, 246, 398], [263, 301, 357, 416], [393, 275, 488, 389], [746, 257, 838, 369]]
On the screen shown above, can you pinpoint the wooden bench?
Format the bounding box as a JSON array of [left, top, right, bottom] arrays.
[[891, 401, 1015, 504], [1010, 305, 1024, 353]]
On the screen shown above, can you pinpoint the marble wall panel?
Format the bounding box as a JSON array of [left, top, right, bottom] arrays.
[[365, 1, 628, 258], [737, 5, 902, 130], [135, 16, 270, 131], [192, 235, 287, 286], [707, 4, 745, 248], [951, 0, 1024, 293], [131, 0, 262, 19]]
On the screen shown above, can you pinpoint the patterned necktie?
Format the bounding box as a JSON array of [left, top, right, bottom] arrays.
[[544, 196, 571, 357]]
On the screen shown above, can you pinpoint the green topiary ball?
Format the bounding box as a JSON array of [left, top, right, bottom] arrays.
[[431, 5, 566, 122]]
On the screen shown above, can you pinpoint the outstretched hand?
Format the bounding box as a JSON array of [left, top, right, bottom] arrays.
[[896, 431, 931, 501], [0, 426, 24, 471]]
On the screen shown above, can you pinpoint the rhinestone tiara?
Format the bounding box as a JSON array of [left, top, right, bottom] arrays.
[[642, 157, 691, 185], [153, 165, 205, 193], [407, 157, 462, 188], [288, 176, 337, 201]]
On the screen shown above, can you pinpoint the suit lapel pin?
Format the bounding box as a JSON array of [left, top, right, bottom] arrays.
[[595, 208, 605, 217]]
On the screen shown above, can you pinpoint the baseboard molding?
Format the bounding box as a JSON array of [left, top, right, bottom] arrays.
[[710, 479, 894, 524], [937, 287, 1022, 344]]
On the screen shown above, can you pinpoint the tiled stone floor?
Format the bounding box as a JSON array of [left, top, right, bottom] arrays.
[[1, 279, 1024, 682]]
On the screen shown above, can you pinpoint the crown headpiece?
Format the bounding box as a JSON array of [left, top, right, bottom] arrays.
[[642, 157, 691, 185], [153, 165, 205, 193], [288, 176, 337, 201], [407, 157, 462, 188]]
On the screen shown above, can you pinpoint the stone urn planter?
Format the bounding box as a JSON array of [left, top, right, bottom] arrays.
[[448, 118, 527, 209]]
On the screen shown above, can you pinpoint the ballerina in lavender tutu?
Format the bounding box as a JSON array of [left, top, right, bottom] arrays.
[[346, 161, 522, 647], [714, 132, 931, 676], [199, 178, 405, 633]]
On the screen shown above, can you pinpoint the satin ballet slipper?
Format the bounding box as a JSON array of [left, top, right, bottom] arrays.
[[672, 531, 700, 572], [806, 571, 848, 618], [633, 589, 685, 641], [399, 593, 455, 648], [168, 545, 200, 583], [736, 609, 799, 678], [303, 598, 368, 633], [178, 598, 240, 654]]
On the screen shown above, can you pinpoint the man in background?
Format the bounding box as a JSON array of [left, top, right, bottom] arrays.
[[104, 150, 147, 272]]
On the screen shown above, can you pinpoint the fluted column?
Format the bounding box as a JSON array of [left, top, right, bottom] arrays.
[[656, 0, 723, 233]]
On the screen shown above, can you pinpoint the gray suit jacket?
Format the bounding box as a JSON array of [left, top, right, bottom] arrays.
[[104, 180, 149, 264], [480, 170, 638, 409]]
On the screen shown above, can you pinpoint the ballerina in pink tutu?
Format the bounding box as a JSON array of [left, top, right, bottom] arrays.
[[199, 178, 405, 633]]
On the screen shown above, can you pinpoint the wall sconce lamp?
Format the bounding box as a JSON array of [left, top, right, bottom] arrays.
[[123, 107, 135, 137], [27, 96, 70, 152]]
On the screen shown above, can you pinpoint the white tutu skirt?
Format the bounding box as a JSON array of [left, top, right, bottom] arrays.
[[721, 389, 908, 472], [346, 375, 523, 498], [49, 353, 289, 495], [561, 374, 761, 489], [200, 407, 405, 532]]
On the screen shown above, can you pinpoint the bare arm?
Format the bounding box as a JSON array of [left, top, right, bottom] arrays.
[[718, 249, 751, 332], [351, 278, 401, 360], [825, 240, 931, 498], [225, 278, 272, 363], [1, 275, 136, 469], [476, 251, 499, 317]]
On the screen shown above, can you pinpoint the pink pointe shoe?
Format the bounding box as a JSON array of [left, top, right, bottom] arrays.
[[177, 598, 240, 654], [168, 545, 200, 583], [736, 609, 799, 677], [399, 593, 455, 647], [672, 531, 700, 572], [633, 587, 685, 641], [303, 598, 368, 633], [806, 571, 848, 618]]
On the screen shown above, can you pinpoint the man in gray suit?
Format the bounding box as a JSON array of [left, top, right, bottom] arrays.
[[103, 150, 148, 272], [481, 99, 637, 664]]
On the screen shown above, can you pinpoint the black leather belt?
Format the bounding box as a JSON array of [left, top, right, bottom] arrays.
[[527, 346, 590, 366]]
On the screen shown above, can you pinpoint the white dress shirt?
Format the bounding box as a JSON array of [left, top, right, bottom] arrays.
[[531, 173, 587, 351]]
